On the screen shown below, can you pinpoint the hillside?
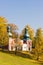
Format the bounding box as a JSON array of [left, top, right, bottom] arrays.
[[0, 51, 41, 65]]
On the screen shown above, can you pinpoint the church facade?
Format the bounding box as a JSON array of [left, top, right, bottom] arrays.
[[7, 26, 32, 51], [21, 28, 32, 51]]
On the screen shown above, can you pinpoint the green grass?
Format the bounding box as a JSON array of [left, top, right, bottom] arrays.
[[0, 51, 41, 65]]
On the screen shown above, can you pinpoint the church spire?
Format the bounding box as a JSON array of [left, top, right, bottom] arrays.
[[23, 28, 30, 40]]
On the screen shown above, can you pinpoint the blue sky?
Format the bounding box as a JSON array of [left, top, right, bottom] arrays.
[[0, 0, 43, 33]]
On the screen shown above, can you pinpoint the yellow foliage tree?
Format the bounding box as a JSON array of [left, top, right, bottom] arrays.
[[0, 17, 9, 46], [20, 25, 34, 40], [34, 28, 43, 60]]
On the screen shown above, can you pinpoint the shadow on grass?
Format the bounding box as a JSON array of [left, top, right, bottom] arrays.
[[41, 63, 43, 65], [0, 50, 43, 65], [15, 51, 32, 59], [0, 50, 32, 59]]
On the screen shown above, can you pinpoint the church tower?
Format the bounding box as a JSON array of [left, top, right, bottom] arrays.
[[22, 28, 32, 51], [7, 26, 15, 51]]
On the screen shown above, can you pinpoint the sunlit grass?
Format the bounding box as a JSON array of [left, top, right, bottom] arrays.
[[0, 51, 41, 65]]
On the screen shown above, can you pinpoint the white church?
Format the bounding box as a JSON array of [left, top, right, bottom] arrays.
[[7, 26, 32, 51]]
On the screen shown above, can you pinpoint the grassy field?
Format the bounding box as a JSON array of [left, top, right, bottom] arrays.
[[0, 51, 42, 65]]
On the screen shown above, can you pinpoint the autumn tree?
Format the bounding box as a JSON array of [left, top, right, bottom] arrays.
[[7, 23, 18, 38], [8, 24, 18, 32], [20, 25, 34, 40], [34, 28, 43, 60], [0, 17, 9, 46]]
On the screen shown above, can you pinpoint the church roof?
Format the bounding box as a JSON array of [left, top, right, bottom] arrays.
[[23, 28, 30, 40]]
